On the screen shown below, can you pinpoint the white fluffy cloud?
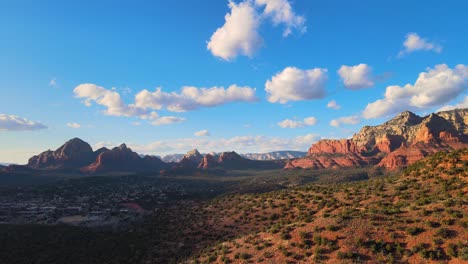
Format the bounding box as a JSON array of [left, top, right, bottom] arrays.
[[255, 0, 306, 36], [150, 116, 186, 126], [74, 83, 257, 126], [399, 33, 442, 57], [0, 114, 47, 131], [194, 129, 210, 137], [67, 122, 81, 129], [327, 100, 341, 110], [207, 1, 262, 60], [207, 0, 305, 60], [363, 64, 467, 119], [265, 67, 327, 103], [437, 96, 468, 112], [135, 85, 257, 112], [277, 116, 317, 128], [330, 116, 360, 127], [337, 64, 375, 89], [74, 83, 158, 120], [96, 133, 320, 156]]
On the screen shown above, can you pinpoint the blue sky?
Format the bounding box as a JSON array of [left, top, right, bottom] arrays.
[[0, 0, 467, 163]]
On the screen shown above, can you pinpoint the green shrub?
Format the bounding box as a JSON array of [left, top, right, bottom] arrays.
[[406, 226, 424, 236]]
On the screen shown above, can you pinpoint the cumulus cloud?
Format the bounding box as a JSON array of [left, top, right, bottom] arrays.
[[255, 0, 306, 36], [194, 129, 210, 137], [67, 122, 81, 129], [74, 83, 257, 126], [74, 83, 158, 120], [398, 33, 442, 57], [363, 64, 467, 119], [97, 133, 320, 156], [337, 64, 375, 89], [327, 100, 341, 110], [437, 96, 468, 112], [265, 67, 327, 103], [329, 116, 360, 127], [277, 116, 318, 128], [135, 85, 257, 112], [207, 0, 262, 60], [207, 0, 305, 60], [150, 116, 186, 126], [0, 114, 47, 131]]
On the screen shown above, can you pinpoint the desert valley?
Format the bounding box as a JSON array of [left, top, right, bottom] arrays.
[[0, 109, 467, 263], [1, 1, 467, 263]]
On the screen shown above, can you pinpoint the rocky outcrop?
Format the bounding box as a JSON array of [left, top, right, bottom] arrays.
[[217, 151, 284, 169], [286, 109, 468, 171], [175, 149, 204, 169], [27, 138, 95, 169], [94, 147, 109, 157], [183, 149, 203, 164], [215, 151, 250, 169], [192, 151, 284, 170], [378, 143, 446, 169], [436, 108, 468, 135], [308, 139, 366, 155], [82, 144, 165, 173], [198, 154, 217, 169]]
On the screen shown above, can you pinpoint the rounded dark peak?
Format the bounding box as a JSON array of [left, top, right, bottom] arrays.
[[67, 137, 87, 144], [118, 143, 128, 150], [94, 147, 109, 156], [219, 151, 242, 161], [56, 138, 93, 153]]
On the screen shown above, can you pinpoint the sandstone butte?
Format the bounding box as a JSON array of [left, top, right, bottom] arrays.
[[285, 108, 468, 170]]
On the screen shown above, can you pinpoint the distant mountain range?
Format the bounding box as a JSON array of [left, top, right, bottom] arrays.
[[241, 151, 307, 160], [161, 151, 307, 163], [2, 108, 466, 175], [161, 154, 185, 163], [3, 140, 284, 175]]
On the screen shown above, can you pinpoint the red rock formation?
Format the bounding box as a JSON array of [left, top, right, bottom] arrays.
[[198, 154, 217, 169], [439, 131, 460, 144], [378, 143, 442, 170], [286, 109, 467, 171], [414, 124, 436, 143], [83, 144, 165, 173], [183, 149, 203, 164], [308, 139, 365, 155], [27, 138, 95, 169], [194, 151, 283, 170], [288, 153, 378, 169], [177, 156, 198, 169], [374, 135, 404, 153]]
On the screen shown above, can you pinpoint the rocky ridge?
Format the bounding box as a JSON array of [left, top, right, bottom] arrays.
[[27, 138, 96, 169], [286, 109, 467, 170], [82, 144, 165, 173]]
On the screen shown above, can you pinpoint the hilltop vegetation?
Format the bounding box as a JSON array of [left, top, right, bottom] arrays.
[[0, 149, 466, 263], [183, 148, 467, 263]]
